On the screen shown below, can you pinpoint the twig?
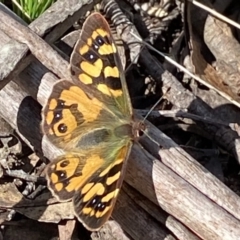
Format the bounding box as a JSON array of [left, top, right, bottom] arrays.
[[4, 169, 46, 184], [137, 109, 231, 127]]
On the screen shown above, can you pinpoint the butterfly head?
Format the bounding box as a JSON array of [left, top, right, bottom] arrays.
[[132, 120, 146, 140]]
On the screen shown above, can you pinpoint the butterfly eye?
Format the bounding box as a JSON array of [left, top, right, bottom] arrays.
[[58, 123, 68, 133]]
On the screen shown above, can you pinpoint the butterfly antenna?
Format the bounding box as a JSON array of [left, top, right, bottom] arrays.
[[141, 129, 160, 147], [142, 86, 171, 122], [143, 95, 163, 122], [138, 88, 169, 147]]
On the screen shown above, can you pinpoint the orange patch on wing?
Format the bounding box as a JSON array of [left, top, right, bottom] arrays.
[[50, 172, 59, 184], [97, 84, 122, 97], [92, 29, 108, 39], [79, 73, 93, 84], [99, 146, 126, 178], [50, 154, 105, 196], [55, 157, 79, 177], [98, 44, 116, 55], [54, 154, 105, 195], [81, 183, 94, 195], [91, 29, 116, 55], [80, 59, 103, 77], [55, 182, 63, 192], [83, 155, 104, 175], [106, 172, 120, 185], [60, 86, 102, 124], [90, 209, 95, 217], [46, 111, 54, 125], [82, 207, 92, 215], [49, 98, 58, 110], [99, 158, 124, 177], [87, 38, 92, 46], [111, 43, 117, 53], [83, 182, 105, 202], [99, 165, 111, 177], [79, 45, 89, 55], [95, 205, 111, 218], [104, 66, 119, 78], [102, 189, 119, 202], [66, 176, 82, 192]]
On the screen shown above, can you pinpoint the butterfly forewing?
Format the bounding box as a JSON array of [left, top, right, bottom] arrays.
[[70, 12, 132, 117]]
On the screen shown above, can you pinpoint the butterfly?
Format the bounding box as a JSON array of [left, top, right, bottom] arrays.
[[42, 12, 145, 231]]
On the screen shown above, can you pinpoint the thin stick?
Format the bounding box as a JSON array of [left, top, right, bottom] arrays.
[[189, 0, 240, 31], [130, 31, 240, 109]]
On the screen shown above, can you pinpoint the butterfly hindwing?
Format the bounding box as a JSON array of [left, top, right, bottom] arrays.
[[73, 144, 131, 230], [46, 144, 132, 230]]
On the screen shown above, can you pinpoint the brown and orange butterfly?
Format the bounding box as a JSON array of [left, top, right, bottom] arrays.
[[42, 12, 144, 231]]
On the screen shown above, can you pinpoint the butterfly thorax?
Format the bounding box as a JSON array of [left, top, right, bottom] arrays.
[[114, 119, 145, 141]]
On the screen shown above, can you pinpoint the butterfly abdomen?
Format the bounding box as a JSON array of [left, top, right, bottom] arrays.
[[75, 123, 132, 150], [76, 128, 111, 148]]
